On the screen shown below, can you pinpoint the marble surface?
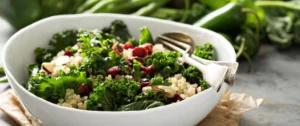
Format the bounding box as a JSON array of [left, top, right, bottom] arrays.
[[0, 17, 300, 126]]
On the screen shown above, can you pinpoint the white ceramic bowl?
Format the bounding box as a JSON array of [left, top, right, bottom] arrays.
[[2, 14, 236, 126]]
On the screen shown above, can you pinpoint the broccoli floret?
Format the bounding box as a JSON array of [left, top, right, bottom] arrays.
[[194, 43, 216, 60]]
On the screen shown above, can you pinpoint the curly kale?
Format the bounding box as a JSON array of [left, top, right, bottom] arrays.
[[139, 27, 154, 45], [34, 30, 78, 64], [131, 60, 144, 82], [87, 78, 140, 111], [102, 20, 131, 42], [182, 66, 203, 84], [145, 51, 183, 78], [27, 66, 90, 103], [78, 29, 126, 75], [134, 90, 172, 104], [150, 77, 171, 86], [182, 66, 209, 89], [194, 43, 216, 61]]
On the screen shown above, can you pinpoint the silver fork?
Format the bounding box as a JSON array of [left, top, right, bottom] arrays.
[[156, 38, 228, 91], [158, 32, 238, 85]]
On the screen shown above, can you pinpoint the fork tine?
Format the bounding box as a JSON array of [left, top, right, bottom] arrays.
[[157, 35, 191, 51], [156, 38, 188, 54]]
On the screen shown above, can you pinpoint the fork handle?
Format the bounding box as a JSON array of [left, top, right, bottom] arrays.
[[182, 54, 207, 73]]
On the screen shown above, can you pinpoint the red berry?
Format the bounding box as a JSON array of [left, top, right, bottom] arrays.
[[140, 65, 154, 76], [173, 94, 183, 101], [142, 44, 152, 55], [123, 43, 134, 50], [132, 47, 147, 57], [112, 43, 123, 55], [78, 84, 92, 96], [128, 57, 144, 66], [140, 82, 151, 89], [106, 66, 121, 78], [64, 50, 73, 56]]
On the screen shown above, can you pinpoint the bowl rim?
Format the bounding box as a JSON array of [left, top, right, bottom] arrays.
[[2, 13, 236, 114]]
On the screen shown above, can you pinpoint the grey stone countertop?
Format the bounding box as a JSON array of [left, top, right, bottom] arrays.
[[0, 17, 299, 126]]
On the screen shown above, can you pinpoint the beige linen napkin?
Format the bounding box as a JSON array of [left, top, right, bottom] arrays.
[[0, 89, 263, 126]]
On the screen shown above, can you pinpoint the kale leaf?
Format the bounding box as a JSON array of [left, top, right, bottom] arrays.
[[145, 51, 183, 78], [131, 60, 144, 82], [34, 30, 78, 64], [194, 43, 216, 60], [87, 78, 140, 111], [150, 77, 171, 86], [139, 27, 154, 45], [182, 66, 203, 84], [102, 20, 131, 42], [27, 66, 90, 103], [134, 90, 172, 104]]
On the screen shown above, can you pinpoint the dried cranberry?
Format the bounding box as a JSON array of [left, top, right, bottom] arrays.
[[78, 84, 92, 96], [140, 82, 151, 89], [106, 66, 121, 78], [123, 43, 134, 50], [64, 50, 73, 56], [141, 65, 154, 76], [128, 57, 144, 66], [132, 47, 147, 57], [142, 44, 152, 55], [173, 94, 183, 101], [112, 43, 123, 55]]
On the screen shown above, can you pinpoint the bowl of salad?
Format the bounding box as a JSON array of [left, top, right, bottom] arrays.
[[2, 14, 236, 126]]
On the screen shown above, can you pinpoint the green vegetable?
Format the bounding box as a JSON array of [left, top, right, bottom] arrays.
[[0, 76, 8, 83], [194, 43, 216, 60], [84, 0, 153, 14], [235, 28, 260, 57], [102, 20, 131, 42], [118, 100, 164, 111], [293, 20, 300, 44], [134, 90, 171, 104], [0, 67, 4, 74], [234, 27, 260, 71], [139, 27, 154, 45], [200, 0, 231, 10], [150, 77, 171, 86], [132, 0, 170, 16], [27, 66, 90, 103], [35, 30, 78, 64], [256, 0, 300, 48], [87, 78, 140, 111], [193, 2, 246, 33], [182, 66, 203, 84], [27, 64, 40, 76], [78, 28, 127, 75], [131, 60, 144, 82], [149, 3, 208, 24], [76, 0, 102, 13], [0, 0, 85, 29], [146, 51, 182, 78]]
